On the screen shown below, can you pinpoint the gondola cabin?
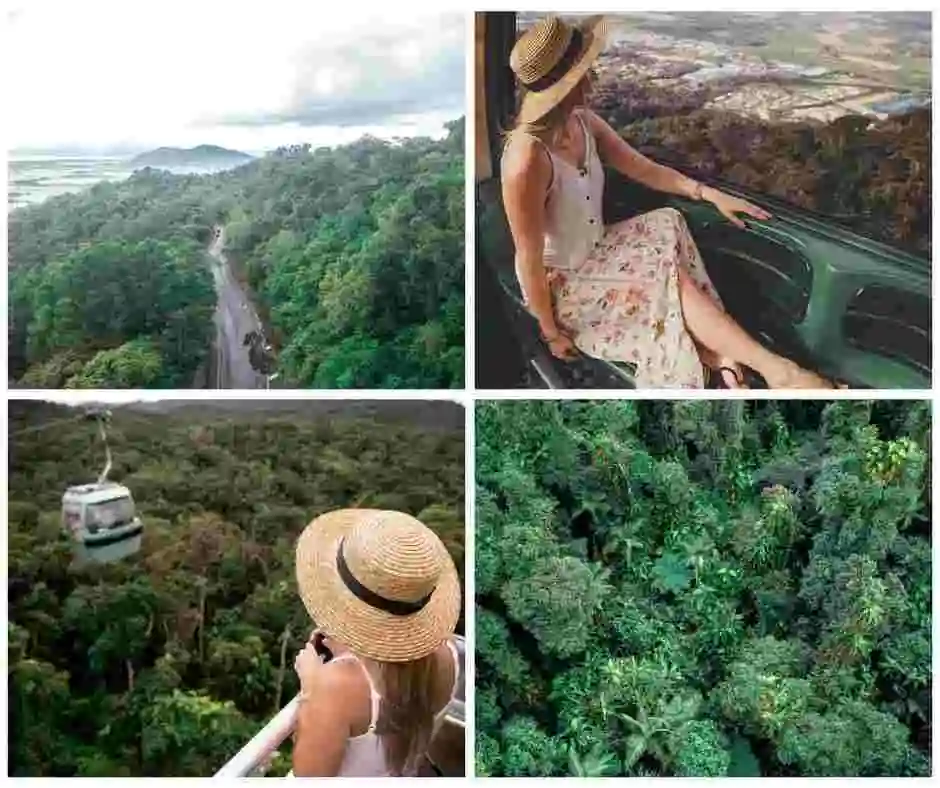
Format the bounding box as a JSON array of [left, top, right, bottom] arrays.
[[475, 13, 930, 389], [62, 482, 143, 564]]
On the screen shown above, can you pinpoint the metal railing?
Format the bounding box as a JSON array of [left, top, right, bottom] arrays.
[[214, 636, 466, 778], [214, 696, 303, 778]]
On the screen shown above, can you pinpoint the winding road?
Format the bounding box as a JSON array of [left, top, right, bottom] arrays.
[[207, 227, 266, 389]]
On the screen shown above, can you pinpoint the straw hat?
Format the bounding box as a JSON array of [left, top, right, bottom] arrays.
[[295, 509, 461, 663], [510, 15, 611, 125]]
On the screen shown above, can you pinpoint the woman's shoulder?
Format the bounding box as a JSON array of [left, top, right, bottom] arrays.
[[578, 108, 609, 138], [321, 656, 367, 691], [501, 131, 551, 187]]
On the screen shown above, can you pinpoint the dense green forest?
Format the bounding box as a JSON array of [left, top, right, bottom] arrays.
[[224, 124, 465, 388], [476, 400, 931, 777], [9, 175, 219, 389], [8, 120, 464, 389], [8, 402, 465, 776]]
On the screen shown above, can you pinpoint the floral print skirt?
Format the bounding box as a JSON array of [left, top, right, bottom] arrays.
[[550, 207, 724, 389]]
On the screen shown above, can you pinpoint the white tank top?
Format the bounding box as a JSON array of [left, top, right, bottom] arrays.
[[513, 110, 606, 278], [292, 639, 462, 777]]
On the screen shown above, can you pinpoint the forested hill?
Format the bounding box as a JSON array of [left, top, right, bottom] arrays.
[[8, 403, 465, 776], [130, 145, 253, 167], [224, 119, 465, 388], [122, 399, 466, 430], [8, 119, 465, 389], [8, 172, 219, 389]]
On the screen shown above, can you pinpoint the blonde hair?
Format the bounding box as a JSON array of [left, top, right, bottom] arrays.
[[502, 75, 588, 147], [502, 72, 593, 150], [373, 648, 450, 775]]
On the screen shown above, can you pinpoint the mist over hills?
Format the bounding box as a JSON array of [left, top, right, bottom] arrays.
[[129, 145, 254, 168], [10, 399, 465, 432]]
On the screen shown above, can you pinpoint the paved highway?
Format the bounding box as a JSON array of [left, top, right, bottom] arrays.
[[208, 227, 266, 389]]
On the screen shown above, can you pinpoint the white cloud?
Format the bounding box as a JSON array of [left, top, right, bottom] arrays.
[[6, 0, 464, 151]]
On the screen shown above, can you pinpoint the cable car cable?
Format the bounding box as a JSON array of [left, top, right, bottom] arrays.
[[96, 414, 113, 484], [10, 406, 113, 438], [9, 413, 87, 438]]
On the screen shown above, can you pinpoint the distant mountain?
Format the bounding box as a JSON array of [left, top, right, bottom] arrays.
[[129, 144, 253, 167], [120, 399, 465, 431], [11, 399, 465, 432]]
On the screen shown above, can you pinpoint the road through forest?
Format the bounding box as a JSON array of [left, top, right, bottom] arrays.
[[207, 227, 266, 389]]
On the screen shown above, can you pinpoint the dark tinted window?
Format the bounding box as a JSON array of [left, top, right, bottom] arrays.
[[696, 223, 813, 322], [843, 285, 930, 375]]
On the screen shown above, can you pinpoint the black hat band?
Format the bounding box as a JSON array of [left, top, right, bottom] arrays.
[[527, 28, 585, 92], [336, 537, 433, 616]]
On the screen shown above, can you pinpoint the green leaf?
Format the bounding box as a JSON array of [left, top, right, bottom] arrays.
[[661, 692, 702, 724], [568, 747, 582, 776], [620, 711, 642, 732], [652, 553, 693, 593], [624, 733, 647, 769], [569, 743, 618, 777]]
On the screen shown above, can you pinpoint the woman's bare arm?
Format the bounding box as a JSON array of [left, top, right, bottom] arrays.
[[584, 109, 701, 199], [583, 109, 771, 227], [292, 670, 356, 777], [501, 137, 561, 338]]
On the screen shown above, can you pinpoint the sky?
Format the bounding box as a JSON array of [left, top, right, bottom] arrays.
[[5, 0, 465, 154]]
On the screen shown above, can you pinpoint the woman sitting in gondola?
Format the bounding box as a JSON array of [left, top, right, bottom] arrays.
[[501, 15, 839, 389]]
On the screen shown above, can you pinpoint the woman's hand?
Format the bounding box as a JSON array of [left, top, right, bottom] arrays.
[[292, 629, 354, 777], [543, 330, 578, 360], [705, 188, 771, 229], [295, 638, 329, 695]]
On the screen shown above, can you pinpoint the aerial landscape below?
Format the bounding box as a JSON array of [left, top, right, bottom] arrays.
[[476, 400, 931, 777], [7, 4, 466, 391], [581, 11, 930, 256], [8, 399, 466, 776]]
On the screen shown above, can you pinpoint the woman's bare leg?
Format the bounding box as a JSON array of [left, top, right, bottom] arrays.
[[676, 269, 830, 388]]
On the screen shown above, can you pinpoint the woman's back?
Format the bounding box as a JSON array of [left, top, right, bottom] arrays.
[[333, 638, 461, 777], [291, 509, 463, 778]]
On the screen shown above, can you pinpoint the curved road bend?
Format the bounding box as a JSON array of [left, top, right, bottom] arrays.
[[208, 227, 266, 389]]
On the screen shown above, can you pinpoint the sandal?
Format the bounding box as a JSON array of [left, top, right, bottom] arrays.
[[706, 363, 764, 389], [706, 366, 735, 389], [539, 325, 580, 362]]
